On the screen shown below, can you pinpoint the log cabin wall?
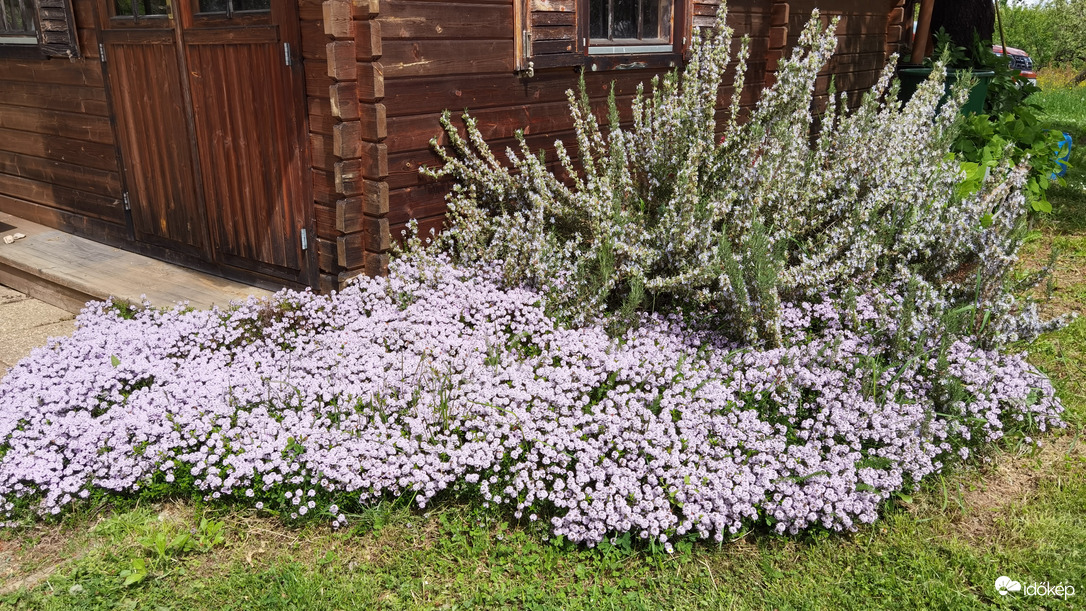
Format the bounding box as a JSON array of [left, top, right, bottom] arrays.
[[377, 0, 772, 249], [313, 0, 388, 289], [0, 0, 128, 244], [370, 0, 906, 258], [774, 0, 906, 107], [0, 0, 906, 292]]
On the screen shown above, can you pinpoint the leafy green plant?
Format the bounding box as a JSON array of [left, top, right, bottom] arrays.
[[121, 517, 227, 587], [953, 96, 1068, 213]]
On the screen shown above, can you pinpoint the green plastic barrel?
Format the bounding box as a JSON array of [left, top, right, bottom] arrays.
[[897, 67, 995, 115]]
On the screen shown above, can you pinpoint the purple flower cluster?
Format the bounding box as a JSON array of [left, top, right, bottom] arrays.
[[0, 257, 1063, 546]]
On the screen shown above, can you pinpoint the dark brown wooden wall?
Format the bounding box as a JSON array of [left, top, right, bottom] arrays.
[[311, 0, 387, 289], [371, 0, 905, 258], [781, 0, 906, 108], [0, 0, 906, 292], [0, 0, 127, 242]]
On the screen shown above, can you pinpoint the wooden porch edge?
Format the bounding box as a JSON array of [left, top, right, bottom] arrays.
[[0, 212, 272, 315]]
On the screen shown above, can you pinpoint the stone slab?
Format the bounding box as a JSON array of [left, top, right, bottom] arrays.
[[0, 298, 74, 332], [0, 319, 77, 375], [0, 284, 23, 305]]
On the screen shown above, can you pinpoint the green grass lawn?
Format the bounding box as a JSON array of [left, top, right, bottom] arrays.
[[2, 89, 1086, 611]]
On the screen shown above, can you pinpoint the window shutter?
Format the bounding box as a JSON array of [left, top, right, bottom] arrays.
[[36, 0, 80, 58], [516, 0, 582, 72]]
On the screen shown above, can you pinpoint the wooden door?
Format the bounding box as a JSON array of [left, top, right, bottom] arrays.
[[99, 2, 211, 256], [97, 0, 312, 285], [182, 0, 311, 281]]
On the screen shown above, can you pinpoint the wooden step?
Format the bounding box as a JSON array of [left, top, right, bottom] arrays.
[[0, 212, 271, 315]]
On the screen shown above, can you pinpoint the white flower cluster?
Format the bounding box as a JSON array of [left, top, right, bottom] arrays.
[[421, 3, 1056, 349]]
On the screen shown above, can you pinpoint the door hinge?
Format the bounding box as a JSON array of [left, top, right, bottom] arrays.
[[283, 42, 292, 67], [300, 228, 308, 250], [99, 43, 106, 62], [523, 30, 532, 58], [122, 192, 130, 211]]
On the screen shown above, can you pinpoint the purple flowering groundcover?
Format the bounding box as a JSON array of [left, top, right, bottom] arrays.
[[0, 257, 1063, 548]]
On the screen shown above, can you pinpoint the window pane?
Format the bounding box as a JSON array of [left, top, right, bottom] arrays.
[[641, 0, 658, 39], [589, 0, 671, 43], [589, 0, 606, 39], [1, 0, 37, 34], [612, 0, 635, 39], [233, 0, 270, 11], [198, 0, 227, 13], [113, 0, 134, 17], [136, 0, 168, 17]]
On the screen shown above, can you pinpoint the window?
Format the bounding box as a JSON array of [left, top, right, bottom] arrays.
[[516, 0, 686, 73], [0, 0, 37, 44], [111, 0, 169, 19], [0, 0, 79, 58], [588, 0, 674, 54]]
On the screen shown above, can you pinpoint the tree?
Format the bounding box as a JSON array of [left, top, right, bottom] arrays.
[[999, 0, 1086, 70]]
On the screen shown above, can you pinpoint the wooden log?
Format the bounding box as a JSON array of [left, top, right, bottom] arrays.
[[360, 179, 388, 216], [312, 168, 338, 207], [308, 97, 336, 134], [0, 103, 114, 144], [381, 40, 514, 78], [333, 121, 363, 159], [310, 132, 335, 170], [770, 2, 790, 27], [0, 127, 119, 171], [317, 237, 337, 272], [326, 41, 357, 80], [768, 25, 788, 49], [359, 102, 387, 141], [319, 273, 338, 292], [330, 82, 360, 119], [334, 196, 364, 233], [351, 0, 379, 19], [0, 173, 123, 221], [358, 62, 385, 101], [0, 81, 108, 116], [322, 0, 355, 38], [355, 20, 382, 60], [380, 1, 511, 39], [335, 143, 388, 192], [305, 60, 334, 98], [300, 20, 329, 59], [0, 150, 119, 197], [362, 250, 389, 276], [336, 232, 365, 267], [363, 215, 390, 251]]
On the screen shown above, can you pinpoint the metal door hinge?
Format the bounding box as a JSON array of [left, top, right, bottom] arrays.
[[283, 42, 292, 67], [99, 43, 106, 62], [122, 192, 130, 211], [300, 228, 308, 250]]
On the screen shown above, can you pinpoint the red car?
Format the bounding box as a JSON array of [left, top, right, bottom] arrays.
[[992, 45, 1038, 86]]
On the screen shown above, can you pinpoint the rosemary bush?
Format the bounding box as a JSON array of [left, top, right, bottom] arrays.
[[421, 5, 1054, 349]]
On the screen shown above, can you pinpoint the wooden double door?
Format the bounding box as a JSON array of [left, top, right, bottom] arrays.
[[97, 0, 313, 286]]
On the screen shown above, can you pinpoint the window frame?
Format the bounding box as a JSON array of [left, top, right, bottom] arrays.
[[0, 0, 81, 59], [581, 0, 688, 72], [515, 0, 689, 75], [587, 0, 674, 54]]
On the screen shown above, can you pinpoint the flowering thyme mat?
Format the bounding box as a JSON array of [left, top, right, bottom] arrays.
[[0, 258, 1062, 548]]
